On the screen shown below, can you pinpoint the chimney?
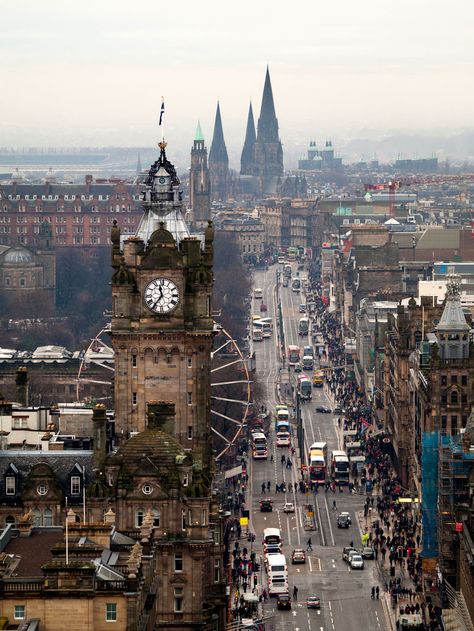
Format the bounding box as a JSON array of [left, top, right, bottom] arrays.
[[15, 367, 28, 406], [92, 404, 107, 471], [147, 401, 175, 433]]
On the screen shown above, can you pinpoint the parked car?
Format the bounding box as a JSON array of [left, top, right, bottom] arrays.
[[361, 546, 375, 560], [291, 549, 306, 564], [315, 405, 332, 413], [277, 593, 292, 610], [350, 554, 364, 570], [259, 499, 273, 512], [336, 512, 352, 528], [299, 304, 306, 313], [283, 502, 295, 513], [306, 596, 321, 609]]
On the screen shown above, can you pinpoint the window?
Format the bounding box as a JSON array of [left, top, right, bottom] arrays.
[[187, 426, 193, 440], [174, 552, 183, 572], [106, 603, 117, 622], [441, 415, 447, 431], [135, 510, 144, 527], [187, 392, 192, 405], [441, 375, 447, 386], [187, 355, 192, 368], [451, 375, 458, 384], [450, 391, 458, 404], [462, 394, 467, 405], [451, 416, 458, 433], [441, 393, 447, 404], [132, 392, 137, 405], [5, 475, 15, 495], [201, 509, 207, 526], [19, 278, 26, 287], [152, 509, 160, 527], [181, 509, 186, 530], [174, 587, 184, 613], [14, 605, 25, 620], [71, 475, 81, 496], [214, 557, 220, 583], [182, 473, 189, 487], [462, 415, 468, 428], [132, 354, 137, 367], [44, 507, 53, 526], [461, 375, 467, 386]]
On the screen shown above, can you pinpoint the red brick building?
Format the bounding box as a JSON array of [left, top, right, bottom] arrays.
[[0, 176, 143, 248]]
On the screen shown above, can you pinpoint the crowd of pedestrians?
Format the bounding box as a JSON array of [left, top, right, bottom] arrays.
[[306, 278, 440, 630]]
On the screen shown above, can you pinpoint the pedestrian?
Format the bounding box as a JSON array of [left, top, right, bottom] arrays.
[[270, 454, 273, 462], [267, 481, 270, 491], [261, 482, 265, 493], [371, 586, 375, 599], [332, 500, 337, 511], [376, 586, 379, 600], [281, 454, 286, 465], [293, 585, 298, 600], [307, 538, 312, 551]]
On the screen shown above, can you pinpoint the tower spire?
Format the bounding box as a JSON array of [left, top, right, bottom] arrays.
[[195, 120, 204, 142], [209, 102, 228, 164], [209, 102, 229, 201], [240, 102, 256, 176], [257, 66, 278, 142]]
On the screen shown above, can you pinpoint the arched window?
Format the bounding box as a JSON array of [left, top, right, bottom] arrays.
[[451, 390, 458, 404], [5, 515, 15, 526], [33, 509, 42, 527]]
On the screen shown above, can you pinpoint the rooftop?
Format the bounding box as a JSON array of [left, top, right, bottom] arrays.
[[3, 528, 63, 577]]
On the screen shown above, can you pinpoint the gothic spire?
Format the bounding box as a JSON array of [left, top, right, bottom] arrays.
[[240, 102, 256, 175], [209, 102, 228, 165], [257, 66, 279, 143]]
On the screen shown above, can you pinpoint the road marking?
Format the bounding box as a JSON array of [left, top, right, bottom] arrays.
[[308, 556, 312, 572], [323, 495, 336, 546]]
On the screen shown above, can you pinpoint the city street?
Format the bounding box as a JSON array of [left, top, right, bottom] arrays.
[[247, 266, 390, 631]]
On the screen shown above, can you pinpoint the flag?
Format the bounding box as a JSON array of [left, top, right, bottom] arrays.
[[159, 99, 165, 126]]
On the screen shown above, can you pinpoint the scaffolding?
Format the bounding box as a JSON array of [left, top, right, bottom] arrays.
[[438, 434, 474, 584], [421, 431, 439, 559]]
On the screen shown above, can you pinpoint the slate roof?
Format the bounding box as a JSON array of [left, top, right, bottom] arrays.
[[3, 528, 63, 576]]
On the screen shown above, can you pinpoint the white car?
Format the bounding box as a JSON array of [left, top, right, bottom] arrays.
[[350, 554, 364, 570], [283, 502, 295, 513]]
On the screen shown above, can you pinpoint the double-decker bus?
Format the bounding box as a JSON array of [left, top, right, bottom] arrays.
[[331, 449, 350, 485], [252, 432, 268, 459], [308, 441, 327, 482], [283, 264, 292, 278], [287, 246, 298, 261], [291, 278, 301, 293], [298, 317, 309, 337], [298, 375, 312, 400], [287, 345, 301, 367]]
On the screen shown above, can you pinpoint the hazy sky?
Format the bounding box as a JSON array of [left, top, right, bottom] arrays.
[[1, 0, 473, 153]]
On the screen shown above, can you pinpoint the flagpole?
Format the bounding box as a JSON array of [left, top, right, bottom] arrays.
[[160, 97, 165, 143], [82, 464, 86, 525], [65, 496, 69, 566]]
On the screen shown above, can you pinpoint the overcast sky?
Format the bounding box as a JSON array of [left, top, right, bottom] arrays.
[[0, 0, 473, 152]]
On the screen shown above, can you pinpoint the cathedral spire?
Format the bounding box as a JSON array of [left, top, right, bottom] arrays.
[[209, 102, 228, 164], [257, 66, 279, 143], [240, 102, 256, 176]]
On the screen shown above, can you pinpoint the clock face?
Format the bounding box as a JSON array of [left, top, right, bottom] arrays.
[[144, 278, 180, 314]]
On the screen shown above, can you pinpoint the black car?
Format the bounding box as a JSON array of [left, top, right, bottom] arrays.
[[259, 499, 273, 512], [277, 593, 292, 610], [361, 546, 375, 559], [336, 512, 351, 528], [315, 406, 332, 413]]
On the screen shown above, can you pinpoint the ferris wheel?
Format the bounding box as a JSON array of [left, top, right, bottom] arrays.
[[76, 322, 251, 461]]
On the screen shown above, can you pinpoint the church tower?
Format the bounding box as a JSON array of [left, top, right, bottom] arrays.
[[240, 102, 256, 176], [110, 139, 214, 471], [209, 102, 229, 202], [252, 66, 284, 193], [189, 121, 211, 229]]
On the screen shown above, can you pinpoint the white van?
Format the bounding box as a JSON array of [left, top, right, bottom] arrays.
[[263, 527, 282, 549], [267, 553, 287, 574]]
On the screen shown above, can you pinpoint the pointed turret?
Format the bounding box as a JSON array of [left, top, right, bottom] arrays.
[[209, 102, 229, 202], [257, 66, 279, 143], [195, 120, 204, 142], [240, 102, 256, 176], [136, 153, 142, 175], [436, 276, 471, 360]]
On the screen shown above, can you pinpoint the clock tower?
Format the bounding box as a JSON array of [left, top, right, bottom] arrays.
[[110, 140, 214, 469]]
